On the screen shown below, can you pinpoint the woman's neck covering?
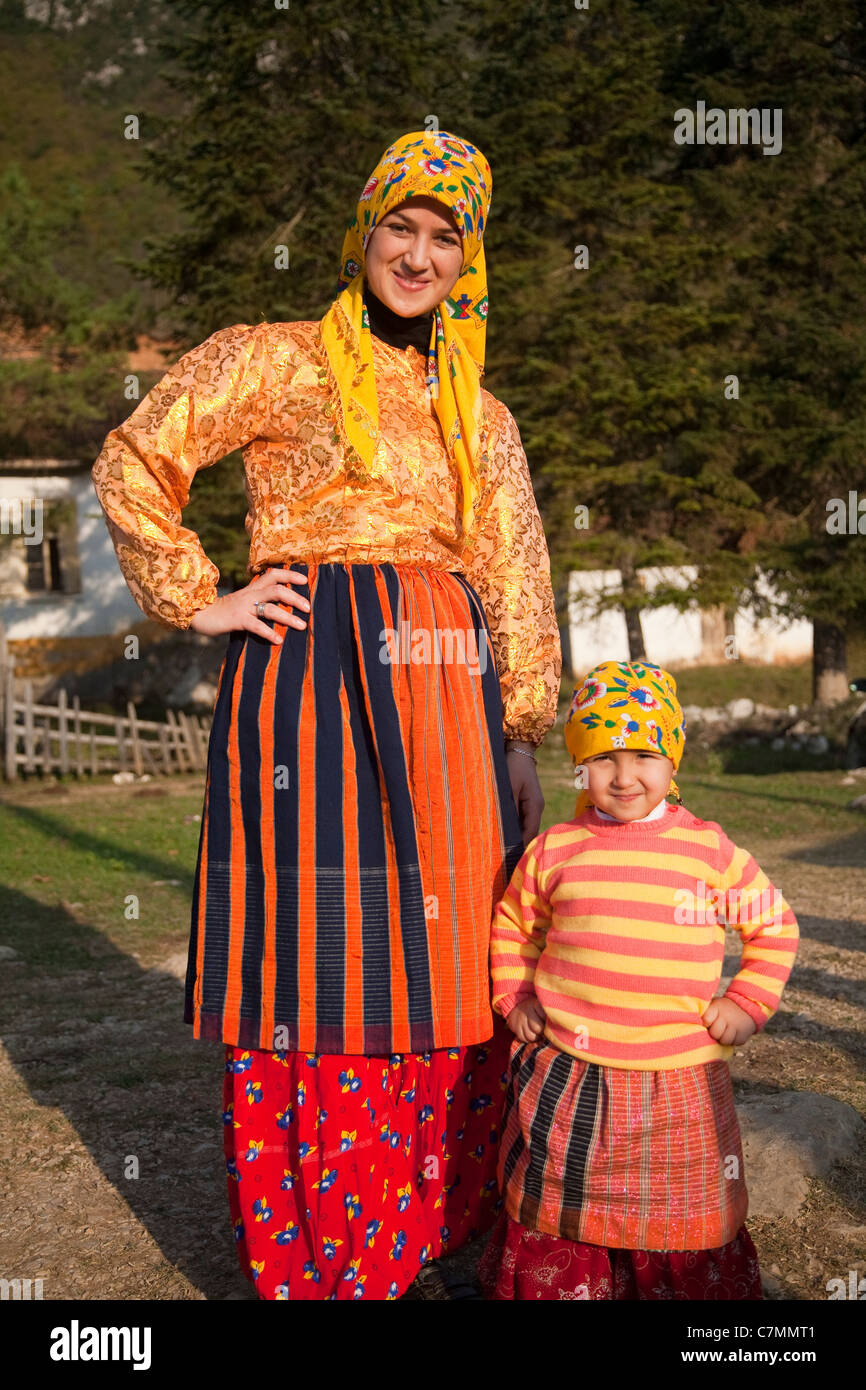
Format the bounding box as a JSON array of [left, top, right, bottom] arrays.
[[363, 278, 433, 354], [319, 130, 492, 534], [564, 660, 687, 818]]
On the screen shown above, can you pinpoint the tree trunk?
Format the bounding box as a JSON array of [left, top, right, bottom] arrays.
[[619, 557, 647, 661], [554, 578, 575, 682], [812, 619, 848, 703]]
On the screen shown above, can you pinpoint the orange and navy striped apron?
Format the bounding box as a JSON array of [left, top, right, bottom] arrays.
[[184, 561, 524, 1055]]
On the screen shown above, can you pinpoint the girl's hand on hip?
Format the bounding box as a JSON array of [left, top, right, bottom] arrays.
[[702, 996, 758, 1046], [189, 567, 311, 643], [506, 742, 544, 843], [506, 997, 547, 1043]]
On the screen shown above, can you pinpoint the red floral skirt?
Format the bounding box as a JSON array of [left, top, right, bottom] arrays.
[[479, 1213, 763, 1300], [223, 1022, 510, 1300]]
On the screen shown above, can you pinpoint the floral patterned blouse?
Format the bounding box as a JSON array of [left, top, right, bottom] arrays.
[[90, 320, 561, 745]]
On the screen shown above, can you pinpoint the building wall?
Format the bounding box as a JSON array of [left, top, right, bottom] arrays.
[[568, 566, 812, 674], [0, 472, 145, 639]]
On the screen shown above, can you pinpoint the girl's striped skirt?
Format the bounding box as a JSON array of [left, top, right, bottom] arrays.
[[184, 561, 524, 1055], [492, 1038, 748, 1252]]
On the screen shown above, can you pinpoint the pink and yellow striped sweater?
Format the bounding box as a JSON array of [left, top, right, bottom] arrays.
[[490, 804, 799, 1069]]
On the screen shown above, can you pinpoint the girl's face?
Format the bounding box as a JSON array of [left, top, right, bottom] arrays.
[[580, 749, 674, 822], [364, 196, 464, 318]]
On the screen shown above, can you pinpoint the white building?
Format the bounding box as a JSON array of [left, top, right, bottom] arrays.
[[0, 459, 144, 638], [567, 565, 812, 672]]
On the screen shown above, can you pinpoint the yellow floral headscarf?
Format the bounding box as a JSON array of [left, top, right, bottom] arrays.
[[564, 660, 687, 817], [319, 130, 492, 533]]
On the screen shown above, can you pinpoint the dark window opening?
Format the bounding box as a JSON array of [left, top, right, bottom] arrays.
[[24, 534, 64, 593]]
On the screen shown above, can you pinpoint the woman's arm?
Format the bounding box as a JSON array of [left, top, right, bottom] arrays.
[[91, 321, 297, 633], [462, 398, 562, 839], [462, 397, 562, 746]]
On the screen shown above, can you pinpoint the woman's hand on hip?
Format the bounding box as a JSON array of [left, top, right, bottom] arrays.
[[506, 740, 544, 843], [189, 567, 311, 644]]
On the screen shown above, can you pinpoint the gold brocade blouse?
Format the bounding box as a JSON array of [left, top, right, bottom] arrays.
[[91, 320, 562, 745]]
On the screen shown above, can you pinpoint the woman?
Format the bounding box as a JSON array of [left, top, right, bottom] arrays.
[[91, 130, 561, 1300]]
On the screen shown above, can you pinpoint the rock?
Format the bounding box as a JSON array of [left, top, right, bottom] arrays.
[[699, 707, 727, 724], [787, 704, 799, 716], [771, 737, 786, 751], [806, 734, 830, 755], [848, 794, 866, 813], [788, 739, 803, 751], [682, 705, 704, 723], [737, 1092, 866, 1220], [0, 945, 19, 961], [167, 662, 203, 707], [189, 680, 218, 708], [155, 952, 189, 980], [112, 771, 136, 785], [788, 718, 819, 737], [754, 703, 786, 719], [727, 698, 755, 720]]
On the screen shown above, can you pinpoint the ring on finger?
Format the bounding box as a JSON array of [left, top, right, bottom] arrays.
[[254, 600, 267, 619]]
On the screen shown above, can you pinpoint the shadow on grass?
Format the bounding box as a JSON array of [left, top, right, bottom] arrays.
[[0, 877, 234, 1301], [1, 799, 197, 894], [784, 834, 866, 871], [685, 776, 860, 819]]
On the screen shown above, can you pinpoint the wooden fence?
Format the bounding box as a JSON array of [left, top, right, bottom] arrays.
[[1, 658, 211, 781]]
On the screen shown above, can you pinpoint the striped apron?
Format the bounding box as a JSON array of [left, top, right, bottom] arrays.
[[496, 1037, 748, 1251], [184, 561, 525, 1055]]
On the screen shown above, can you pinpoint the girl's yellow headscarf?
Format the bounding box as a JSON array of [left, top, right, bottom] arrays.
[[564, 660, 687, 818], [319, 130, 492, 533]]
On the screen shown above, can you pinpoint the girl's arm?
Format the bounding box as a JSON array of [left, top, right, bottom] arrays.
[[490, 833, 553, 1019], [715, 834, 799, 1031]]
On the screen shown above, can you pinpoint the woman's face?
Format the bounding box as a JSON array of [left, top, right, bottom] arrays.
[[364, 196, 464, 317]]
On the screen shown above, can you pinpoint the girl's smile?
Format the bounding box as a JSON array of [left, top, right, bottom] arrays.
[[581, 748, 674, 821]]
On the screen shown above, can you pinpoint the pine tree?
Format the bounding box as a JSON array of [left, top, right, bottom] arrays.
[[656, 0, 866, 698]]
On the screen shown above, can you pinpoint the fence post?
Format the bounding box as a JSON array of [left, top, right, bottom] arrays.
[[127, 701, 143, 777], [72, 695, 84, 776], [157, 724, 172, 774], [23, 680, 35, 772], [166, 708, 188, 772], [58, 687, 69, 776], [4, 653, 16, 781]]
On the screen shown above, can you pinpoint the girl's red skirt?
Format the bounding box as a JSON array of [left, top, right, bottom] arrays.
[[478, 1215, 762, 1300]]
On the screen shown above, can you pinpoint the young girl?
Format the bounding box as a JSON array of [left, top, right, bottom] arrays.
[[479, 659, 799, 1301]]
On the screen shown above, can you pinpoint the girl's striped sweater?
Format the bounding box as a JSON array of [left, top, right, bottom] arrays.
[[490, 804, 799, 1069]]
